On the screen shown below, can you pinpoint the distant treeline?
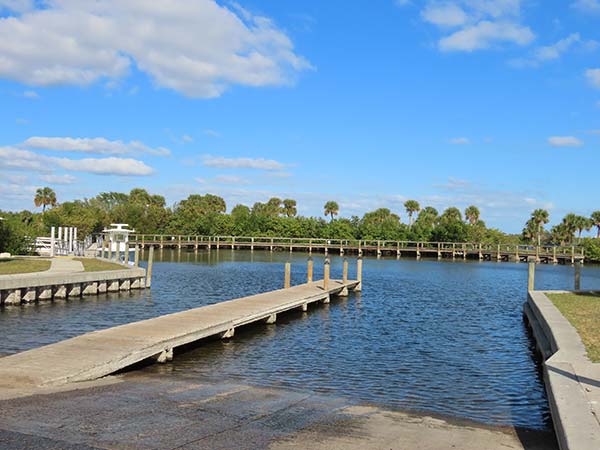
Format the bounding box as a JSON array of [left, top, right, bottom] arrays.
[[1, 187, 600, 261]]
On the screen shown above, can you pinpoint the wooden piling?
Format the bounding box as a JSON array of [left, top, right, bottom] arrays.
[[146, 246, 154, 288], [284, 262, 291, 289], [574, 263, 581, 291], [528, 262, 535, 292], [323, 257, 330, 290], [343, 258, 348, 283], [356, 256, 363, 292], [134, 245, 140, 267], [307, 257, 313, 283]]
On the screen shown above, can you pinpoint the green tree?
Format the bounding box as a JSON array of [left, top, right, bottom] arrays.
[[282, 199, 297, 218], [324, 201, 339, 222], [591, 211, 600, 238], [34, 187, 57, 213], [572, 215, 592, 242], [404, 200, 420, 227], [530, 209, 550, 246], [431, 208, 467, 242], [464, 205, 480, 225], [522, 218, 537, 244]]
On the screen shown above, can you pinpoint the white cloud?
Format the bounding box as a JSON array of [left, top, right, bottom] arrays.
[[0, 146, 154, 176], [202, 155, 286, 171], [572, 0, 600, 13], [511, 33, 598, 67], [586, 68, 600, 88], [420, 1, 534, 52], [56, 156, 154, 176], [39, 174, 77, 184], [440, 20, 534, 52], [23, 90, 39, 99], [0, 0, 311, 98], [422, 3, 468, 27], [202, 129, 221, 138], [213, 175, 250, 184], [182, 134, 194, 143], [449, 137, 470, 144], [22, 137, 171, 156], [547, 136, 584, 147]]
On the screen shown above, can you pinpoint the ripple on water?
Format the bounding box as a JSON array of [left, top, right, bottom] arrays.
[[2, 251, 599, 430]]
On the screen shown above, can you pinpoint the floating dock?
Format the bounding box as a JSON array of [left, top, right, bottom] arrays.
[[0, 278, 359, 391]]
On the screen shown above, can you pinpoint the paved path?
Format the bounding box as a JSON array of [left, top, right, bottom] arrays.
[[0, 279, 358, 394], [48, 258, 84, 273]]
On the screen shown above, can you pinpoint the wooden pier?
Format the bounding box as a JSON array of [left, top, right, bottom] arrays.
[[126, 234, 585, 264], [0, 274, 360, 391]]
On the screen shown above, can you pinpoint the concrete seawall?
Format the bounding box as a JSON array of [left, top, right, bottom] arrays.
[[524, 291, 600, 450], [0, 267, 147, 306]]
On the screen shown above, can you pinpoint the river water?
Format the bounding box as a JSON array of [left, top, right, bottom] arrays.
[[2, 250, 599, 431]]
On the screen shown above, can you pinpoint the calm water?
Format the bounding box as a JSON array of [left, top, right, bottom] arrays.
[[2, 250, 600, 430]]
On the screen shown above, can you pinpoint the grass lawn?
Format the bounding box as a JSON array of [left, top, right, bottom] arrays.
[[547, 292, 600, 363], [74, 258, 127, 272], [0, 258, 51, 275]]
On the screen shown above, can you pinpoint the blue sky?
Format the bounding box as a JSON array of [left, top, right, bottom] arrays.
[[0, 0, 599, 233]]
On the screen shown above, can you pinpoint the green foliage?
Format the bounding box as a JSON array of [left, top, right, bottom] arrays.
[[581, 238, 600, 262], [404, 200, 420, 226]]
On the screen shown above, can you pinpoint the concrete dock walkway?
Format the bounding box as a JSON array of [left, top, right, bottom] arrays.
[[0, 279, 359, 394]]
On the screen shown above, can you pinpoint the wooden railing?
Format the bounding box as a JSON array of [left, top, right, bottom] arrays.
[[121, 234, 584, 260]]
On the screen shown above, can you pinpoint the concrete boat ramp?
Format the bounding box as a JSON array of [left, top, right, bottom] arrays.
[[0, 279, 359, 392]]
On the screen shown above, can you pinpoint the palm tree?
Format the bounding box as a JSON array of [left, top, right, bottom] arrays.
[[34, 187, 57, 213], [561, 213, 578, 244], [591, 211, 600, 238], [530, 209, 549, 247], [324, 201, 339, 222], [464, 205, 480, 225], [404, 200, 420, 227], [522, 218, 537, 244], [572, 215, 592, 242], [282, 199, 297, 218]]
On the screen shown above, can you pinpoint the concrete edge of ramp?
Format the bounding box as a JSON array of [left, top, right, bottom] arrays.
[[524, 291, 600, 450]]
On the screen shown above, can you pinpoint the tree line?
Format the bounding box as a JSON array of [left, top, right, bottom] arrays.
[[1, 187, 599, 261]]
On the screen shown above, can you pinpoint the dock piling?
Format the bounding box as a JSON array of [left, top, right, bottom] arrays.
[[355, 256, 363, 292], [146, 246, 154, 288], [307, 257, 313, 283], [574, 263, 581, 290], [323, 257, 330, 291], [343, 258, 348, 283], [284, 262, 291, 289], [528, 262, 535, 292], [134, 245, 140, 267]]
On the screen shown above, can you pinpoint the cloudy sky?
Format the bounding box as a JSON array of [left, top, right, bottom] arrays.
[[0, 0, 599, 232]]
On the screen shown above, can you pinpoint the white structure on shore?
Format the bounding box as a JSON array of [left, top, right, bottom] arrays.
[[101, 224, 135, 262], [36, 226, 83, 257]]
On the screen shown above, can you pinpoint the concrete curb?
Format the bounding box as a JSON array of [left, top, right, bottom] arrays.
[[524, 291, 600, 450]]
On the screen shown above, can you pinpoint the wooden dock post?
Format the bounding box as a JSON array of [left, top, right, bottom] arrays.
[[134, 245, 140, 267], [528, 262, 535, 292], [146, 246, 154, 288], [343, 258, 348, 283], [323, 257, 330, 291], [356, 256, 363, 292], [574, 262, 581, 291], [307, 257, 313, 283], [284, 262, 291, 289]]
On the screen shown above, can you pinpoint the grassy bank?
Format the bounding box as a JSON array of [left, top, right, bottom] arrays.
[[0, 258, 51, 275], [547, 292, 600, 362], [74, 258, 127, 272]]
